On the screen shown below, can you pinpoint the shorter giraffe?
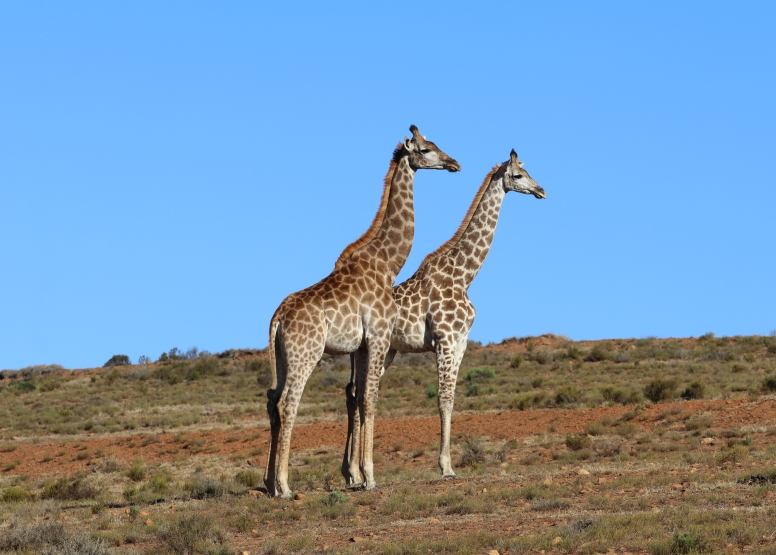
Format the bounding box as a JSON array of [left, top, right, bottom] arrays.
[[343, 150, 545, 481]]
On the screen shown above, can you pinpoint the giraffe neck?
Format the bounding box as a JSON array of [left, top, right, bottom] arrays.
[[441, 175, 506, 288], [363, 156, 415, 280]]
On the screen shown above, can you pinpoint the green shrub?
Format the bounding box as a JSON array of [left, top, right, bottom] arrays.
[[151, 473, 171, 492], [425, 384, 438, 399], [681, 381, 705, 400], [126, 463, 147, 482], [644, 378, 677, 403], [671, 533, 702, 554], [323, 490, 349, 506], [585, 421, 606, 436], [2, 486, 30, 502], [565, 434, 591, 451], [555, 385, 581, 405], [12, 381, 36, 393], [567, 345, 582, 360], [466, 383, 480, 397], [463, 368, 495, 381], [235, 470, 261, 488], [601, 387, 628, 404], [103, 355, 130, 367], [41, 476, 98, 501], [187, 356, 223, 380], [509, 355, 523, 368], [586, 345, 610, 362], [762, 376, 776, 393], [534, 350, 553, 365], [187, 477, 228, 499]]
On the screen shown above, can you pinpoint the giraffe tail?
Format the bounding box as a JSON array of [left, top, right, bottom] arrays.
[[266, 308, 283, 427]]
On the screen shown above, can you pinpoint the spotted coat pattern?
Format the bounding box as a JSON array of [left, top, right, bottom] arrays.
[[344, 151, 545, 479], [264, 127, 459, 498]]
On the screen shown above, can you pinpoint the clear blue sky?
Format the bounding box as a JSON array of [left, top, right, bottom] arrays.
[[2, 2, 774, 370]]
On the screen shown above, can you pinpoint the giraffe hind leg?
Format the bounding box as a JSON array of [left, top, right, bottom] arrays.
[[264, 325, 289, 497], [341, 353, 360, 486], [263, 387, 282, 496]]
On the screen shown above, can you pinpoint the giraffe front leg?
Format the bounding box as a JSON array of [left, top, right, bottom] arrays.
[[437, 335, 467, 478], [358, 334, 390, 490]]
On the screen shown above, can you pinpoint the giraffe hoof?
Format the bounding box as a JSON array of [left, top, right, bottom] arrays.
[[442, 473, 458, 479], [361, 483, 380, 491]]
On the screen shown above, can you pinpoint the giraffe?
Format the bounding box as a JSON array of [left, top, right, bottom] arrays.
[[343, 150, 544, 481], [264, 126, 460, 498]]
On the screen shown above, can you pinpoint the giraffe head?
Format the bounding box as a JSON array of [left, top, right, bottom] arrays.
[[501, 150, 545, 199], [402, 125, 461, 172]]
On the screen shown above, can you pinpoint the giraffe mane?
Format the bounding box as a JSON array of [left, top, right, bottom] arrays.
[[418, 163, 503, 268], [335, 143, 406, 268]]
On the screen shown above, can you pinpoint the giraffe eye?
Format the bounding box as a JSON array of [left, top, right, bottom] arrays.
[[514, 174, 523, 180], [420, 148, 430, 154]]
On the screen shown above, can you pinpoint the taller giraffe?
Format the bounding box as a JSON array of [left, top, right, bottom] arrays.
[[264, 126, 460, 497], [344, 150, 544, 482]]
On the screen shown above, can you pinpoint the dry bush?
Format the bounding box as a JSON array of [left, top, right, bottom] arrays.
[[565, 434, 591, 451], [235, 470, 262, 488], [158, 513, 221, 555], [40, 475, 98, 501], [681, 381, 706, 400], [97, 458, 123, 473], [459, 436, 487, 467], [0, 520, 108, 555], [644, 378, 678, 403], [187, 476, 230, 499]]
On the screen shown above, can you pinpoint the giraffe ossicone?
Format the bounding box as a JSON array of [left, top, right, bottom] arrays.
[[263, 126, 459, 498], [343, 150, 545, 480]]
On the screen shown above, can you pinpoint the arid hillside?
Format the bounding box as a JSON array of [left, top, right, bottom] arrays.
[[1, 334, 776, 554]]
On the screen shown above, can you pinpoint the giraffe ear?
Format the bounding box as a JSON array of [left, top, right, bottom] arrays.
[[518, 161, 525, 168], [510, 149, 519, 165], [404, 137, 413, 150]]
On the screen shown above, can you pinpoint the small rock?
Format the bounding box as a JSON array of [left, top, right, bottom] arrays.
[[251, 529, 258, 534], [57, 512, 67, 519], [488, 551, 500, 555], [294, 492, 306, 500], [671, 483, 683, 490], [145, 519, 154, 526], [701, 438, 714, 445], [578, 468, 590, 475], [139, 510, 149, 516], [241, 551, 251, 555], [482, 488, 487, 493], [429, 518, 440, 524], [551, 536, 563, 545], [597, 477, 608, 484], [764, 491, 774, 498], [350, 537, 367, 543], [637, 488, 646, 494], [543, 477, 552, 486], [322, 545, 330, 550]]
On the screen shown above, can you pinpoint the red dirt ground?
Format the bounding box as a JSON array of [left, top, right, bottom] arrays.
[[4, 398, 774, 479]]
